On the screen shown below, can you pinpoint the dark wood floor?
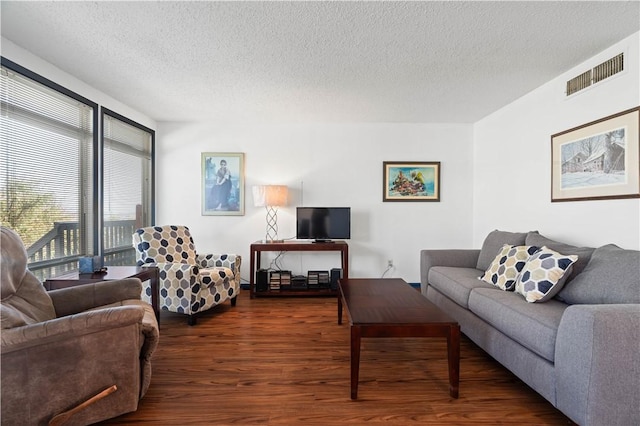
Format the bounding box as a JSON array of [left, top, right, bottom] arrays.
[[100, 290, 574, 425]]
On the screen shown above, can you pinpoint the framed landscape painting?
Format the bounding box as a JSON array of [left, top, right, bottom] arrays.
[[202, 152, 245, 215], [551, 107, 640, 202], [383, 161, 440, 202]]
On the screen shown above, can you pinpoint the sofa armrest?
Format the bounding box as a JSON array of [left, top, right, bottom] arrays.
[[555, 304, 640, 426], [420, 249, 480, 294], [48, 278, 143, 317], [1, 305, 144, 354]]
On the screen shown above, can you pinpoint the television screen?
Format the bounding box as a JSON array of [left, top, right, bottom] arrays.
[[296, 207, 351, 242]]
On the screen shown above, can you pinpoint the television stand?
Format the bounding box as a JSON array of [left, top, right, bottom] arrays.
[[249, 240, 348, 298], [312, 239, 334, 243]]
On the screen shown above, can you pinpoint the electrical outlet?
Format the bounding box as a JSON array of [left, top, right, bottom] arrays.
[[387, 259, 394, 267]]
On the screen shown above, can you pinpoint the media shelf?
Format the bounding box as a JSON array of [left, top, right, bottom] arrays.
[[249, 240, 349, 298]]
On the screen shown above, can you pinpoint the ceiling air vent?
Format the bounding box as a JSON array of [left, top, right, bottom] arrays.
[[593, 53, 624, 83], [566, 52, 624, 96], [566, 70, 591, 96]]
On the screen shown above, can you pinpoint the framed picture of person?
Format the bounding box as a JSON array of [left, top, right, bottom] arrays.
[[201, 152, 245, 215]]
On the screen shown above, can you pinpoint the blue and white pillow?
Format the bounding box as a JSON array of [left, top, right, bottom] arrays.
[[480, 245, 540, 291], [515, 246, 578, 303]]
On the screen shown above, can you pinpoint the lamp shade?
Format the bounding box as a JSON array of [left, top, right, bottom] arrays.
[[252, 185, 288, 207]]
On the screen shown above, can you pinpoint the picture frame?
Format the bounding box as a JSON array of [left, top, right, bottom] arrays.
[[383, 161, 440, 202], [551, 107, 640, 202], [202, 152, 245, 215]]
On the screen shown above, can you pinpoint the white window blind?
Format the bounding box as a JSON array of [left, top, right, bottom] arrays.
[[0, 63, 96, 279], [102, 110, 153, 265]]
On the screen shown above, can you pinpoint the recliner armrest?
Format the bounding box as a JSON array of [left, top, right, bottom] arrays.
[[48, 278, 143, 317], [1, 305, 144, 353]]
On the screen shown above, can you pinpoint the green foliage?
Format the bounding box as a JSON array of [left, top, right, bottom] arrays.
[[0, 180, 68, 248]]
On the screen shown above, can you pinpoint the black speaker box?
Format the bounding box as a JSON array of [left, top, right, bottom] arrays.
[[256, 269, 269, 292], [330, 268, 342, 290]]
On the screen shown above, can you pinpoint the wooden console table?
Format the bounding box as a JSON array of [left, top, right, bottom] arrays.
[[250, 240, 349, 298], [44, 266, 160, 323]]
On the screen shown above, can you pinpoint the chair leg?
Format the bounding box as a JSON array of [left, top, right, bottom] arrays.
[[187, 315, 196, 326], [231, 296, 237, 307]]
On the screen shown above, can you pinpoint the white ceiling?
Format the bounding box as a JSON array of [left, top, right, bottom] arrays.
[[1, 1, 639, 123]]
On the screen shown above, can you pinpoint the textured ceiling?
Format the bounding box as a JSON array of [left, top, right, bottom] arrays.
[[1, 1, 639, 123]]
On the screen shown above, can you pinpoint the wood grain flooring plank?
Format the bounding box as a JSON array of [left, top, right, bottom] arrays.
[[99, 291, 574, 425]]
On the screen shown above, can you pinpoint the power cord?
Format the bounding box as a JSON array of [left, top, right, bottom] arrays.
[[381, 265, 393, 278]]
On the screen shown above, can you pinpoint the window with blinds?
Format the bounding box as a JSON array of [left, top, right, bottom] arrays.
[[102, 109, 154, 266], [1, 59, 97, 280], [1, 58, 155, 280]]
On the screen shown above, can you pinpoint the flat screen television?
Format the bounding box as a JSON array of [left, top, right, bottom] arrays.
[[296, 207, 351, 242]]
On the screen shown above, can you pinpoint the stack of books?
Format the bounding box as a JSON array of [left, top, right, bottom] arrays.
[[280, 271, 292, 289], [318, 271, 330, 288], [270, 270, 291, 290], [307, 271, 319, 288], [307, 270, 329, 289]]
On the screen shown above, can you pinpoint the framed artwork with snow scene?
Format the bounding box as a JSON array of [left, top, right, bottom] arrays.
[[551, 107, 639, 202]]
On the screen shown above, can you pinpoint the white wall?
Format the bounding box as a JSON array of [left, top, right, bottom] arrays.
[[7, 30, 638, 284], [473, 32, 640, 250], [156, 122, 474, 283], [1, 38, 156, 130]]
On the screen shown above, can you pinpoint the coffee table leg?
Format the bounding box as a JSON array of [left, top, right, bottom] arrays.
[[447, 324, 460, 398], [338, 294, 343, 325], [350, 325, 361, 399]]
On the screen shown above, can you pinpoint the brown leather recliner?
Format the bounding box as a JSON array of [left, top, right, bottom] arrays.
[[1, 227, 159, 425]]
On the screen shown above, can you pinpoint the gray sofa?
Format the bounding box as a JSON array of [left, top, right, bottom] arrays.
[[420, 230, 640, 426]]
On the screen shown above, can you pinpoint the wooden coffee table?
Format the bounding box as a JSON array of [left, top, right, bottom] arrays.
[[338, 278, 460, 399]]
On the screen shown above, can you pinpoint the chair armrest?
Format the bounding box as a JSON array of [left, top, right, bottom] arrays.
[[48, 278, 143, 317], [196, 253, 241, 277], [1, 305, 144, 354], [555, 304, 640, 426], [150, 262, 198, 290], [420, 249, 480, 293]]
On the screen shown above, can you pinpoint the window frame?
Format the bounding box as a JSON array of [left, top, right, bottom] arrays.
[[100, 107, 155, 263]]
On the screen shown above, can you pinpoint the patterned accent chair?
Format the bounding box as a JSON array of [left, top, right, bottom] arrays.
[[132, 225, 241, 325]]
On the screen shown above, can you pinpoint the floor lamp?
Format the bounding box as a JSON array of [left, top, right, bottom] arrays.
[[252, 185, 288, 243]]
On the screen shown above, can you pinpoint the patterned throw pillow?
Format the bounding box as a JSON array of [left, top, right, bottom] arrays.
[[480, 244, 540, 291], [515, 246, 578, 303]]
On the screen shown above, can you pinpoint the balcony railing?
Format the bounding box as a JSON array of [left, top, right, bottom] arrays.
[[27, 220, 138, 281]]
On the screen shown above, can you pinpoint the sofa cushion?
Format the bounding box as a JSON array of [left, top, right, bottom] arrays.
[[477, 230, 529, 271], [557, 244, 640, 305], [515, 247, 578, 303], [469, 287, 568, 362], [480, 245, 540, 291], [525, 231, 594, 283], [429, 266, 493, 309]]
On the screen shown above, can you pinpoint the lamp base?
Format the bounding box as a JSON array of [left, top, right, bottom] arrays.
[[264, 206, 281, 243], [264, 239, 284, 244]]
